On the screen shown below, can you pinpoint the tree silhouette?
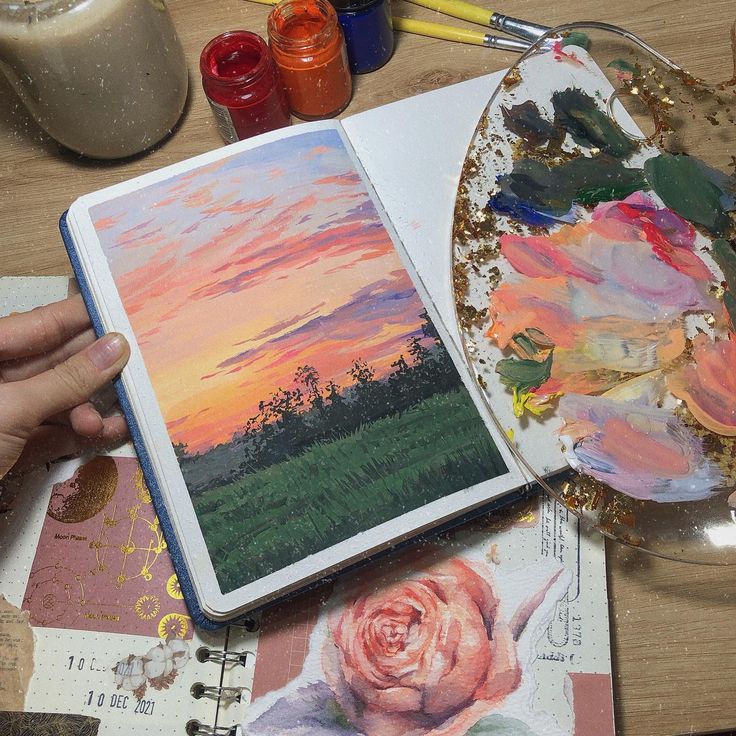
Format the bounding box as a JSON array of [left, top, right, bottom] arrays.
[[267, 387, 304, 426], [408, 335, 430, 365], [348, 358, 375, 385], [420, 308, 442, 346], [390, 354, 409, 376], [295, 364, 324, 415], [325, 379, 343, 404], [172, 441, 189, 460]]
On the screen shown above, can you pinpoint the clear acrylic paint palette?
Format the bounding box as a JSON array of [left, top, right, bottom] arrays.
[[452, 23, 736, 564]]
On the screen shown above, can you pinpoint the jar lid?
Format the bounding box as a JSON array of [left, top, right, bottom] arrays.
[[328, 0, 383, 13]]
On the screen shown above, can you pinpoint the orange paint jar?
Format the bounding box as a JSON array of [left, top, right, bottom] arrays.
[[267, 0, 352, 120]]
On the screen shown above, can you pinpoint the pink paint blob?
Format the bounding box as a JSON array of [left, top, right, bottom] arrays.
[[667, 333, 736, 436], [558, 393, 723, 501]]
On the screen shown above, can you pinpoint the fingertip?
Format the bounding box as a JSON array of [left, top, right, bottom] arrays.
[[69, 404, 105, 437], [88, 333, 130, 372]]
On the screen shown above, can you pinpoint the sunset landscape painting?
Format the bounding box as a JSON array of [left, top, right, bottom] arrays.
[[90, 128, 506, 593]]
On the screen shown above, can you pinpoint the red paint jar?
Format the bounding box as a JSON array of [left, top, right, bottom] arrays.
[[267, 0, 352, 120], [200, 31, 291, 143]]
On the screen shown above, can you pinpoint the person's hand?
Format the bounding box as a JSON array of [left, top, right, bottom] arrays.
[[0, 295, 130, 479]]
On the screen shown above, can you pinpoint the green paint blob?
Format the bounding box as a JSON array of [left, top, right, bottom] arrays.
[[724, 291, 736, 328], [496, 351, 553, 394], [560, 31, 590, 49], [552, 88, 637, 158], [644, 154, 730, 235], [564, 155, 647, 204], [501, 155, 646, 214], [511, 331, 541, 358], [501, 101, 560, 148], [607, 59, 638, 75], [503, 159, 572, 216], [712, 238, 736, 287]]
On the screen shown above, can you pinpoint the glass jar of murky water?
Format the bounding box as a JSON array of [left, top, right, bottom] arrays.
[[0, 0, 188, 159]]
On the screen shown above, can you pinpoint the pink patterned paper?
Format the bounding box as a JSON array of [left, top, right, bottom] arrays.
[[23, 456, 192, 639]]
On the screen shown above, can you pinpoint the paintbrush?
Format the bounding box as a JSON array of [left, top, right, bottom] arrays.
[[392, 16, 530, 50], [403, 0, 550, 41], [242, 0, 532, 50]]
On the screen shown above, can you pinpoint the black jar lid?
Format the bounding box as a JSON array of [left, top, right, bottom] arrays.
[[328, 0, 384, 13]]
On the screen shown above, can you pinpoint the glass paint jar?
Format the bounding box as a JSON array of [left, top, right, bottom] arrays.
[[200, 31, 291, 143], [267, 0, 352, 120], [330, 0, 393, 74], [0, 0, 188, 159]]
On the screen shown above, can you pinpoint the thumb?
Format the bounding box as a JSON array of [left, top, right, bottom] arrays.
[[18, 333, 130, 427]]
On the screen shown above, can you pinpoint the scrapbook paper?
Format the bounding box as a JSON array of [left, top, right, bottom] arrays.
[[23, 455, 192, 639], [0, 711, 101, 736], [0, 597, 34, 711], [242, 495, 614, 736]]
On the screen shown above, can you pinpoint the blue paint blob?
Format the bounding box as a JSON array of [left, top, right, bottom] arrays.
[[487, 192, 575, 228], [330, 0, 394, 74]]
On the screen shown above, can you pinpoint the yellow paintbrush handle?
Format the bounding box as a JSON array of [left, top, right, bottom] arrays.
[[392, 16, 485, 45], [404, 0, 549, 40], [392, 16, 528, 50], [404, 0, 493, 27]]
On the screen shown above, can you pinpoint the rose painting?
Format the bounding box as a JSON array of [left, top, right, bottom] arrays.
[[242, 534, 577, 736]]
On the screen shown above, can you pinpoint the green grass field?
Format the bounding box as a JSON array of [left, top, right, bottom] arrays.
[[193, 388, 508, 593]]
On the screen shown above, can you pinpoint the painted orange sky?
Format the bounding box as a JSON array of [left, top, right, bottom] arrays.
[[91, 129, 428, 454]]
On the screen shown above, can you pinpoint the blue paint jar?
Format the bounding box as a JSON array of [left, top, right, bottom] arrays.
[[329, 0, 394, 74]]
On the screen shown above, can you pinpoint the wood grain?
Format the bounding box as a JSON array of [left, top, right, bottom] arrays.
[[2, 1, 736, 732]]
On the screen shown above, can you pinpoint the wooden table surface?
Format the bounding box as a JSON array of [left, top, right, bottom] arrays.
[[2, 0, 735, 733]]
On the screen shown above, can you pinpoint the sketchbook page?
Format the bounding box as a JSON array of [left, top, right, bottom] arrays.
[[65, 120, 526, 621], [342, 72, 504, 346], [342, 72, 565, 478], [241, 494, 614, 736]]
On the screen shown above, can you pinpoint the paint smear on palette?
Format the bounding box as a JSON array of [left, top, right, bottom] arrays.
[[558, 393, 723, 502], [23, 456, 192, 639], [487, 192, 732, 501], [489, 194, 719, 390], [667, 333, 736, 437]]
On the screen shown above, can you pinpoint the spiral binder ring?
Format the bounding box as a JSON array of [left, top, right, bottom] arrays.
[[196, 646, 254, 667], [188, 636, 255, 736], [191, 682, 248, 703], [185, 720, 240, 736]]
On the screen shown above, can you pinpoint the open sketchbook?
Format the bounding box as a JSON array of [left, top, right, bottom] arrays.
[[0, 274, 614, 735], [58, 69, 572, 625]]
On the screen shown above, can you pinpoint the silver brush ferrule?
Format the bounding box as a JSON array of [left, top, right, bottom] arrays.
[[482, 34, 532, 52], [489, 12, 550, 41]]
